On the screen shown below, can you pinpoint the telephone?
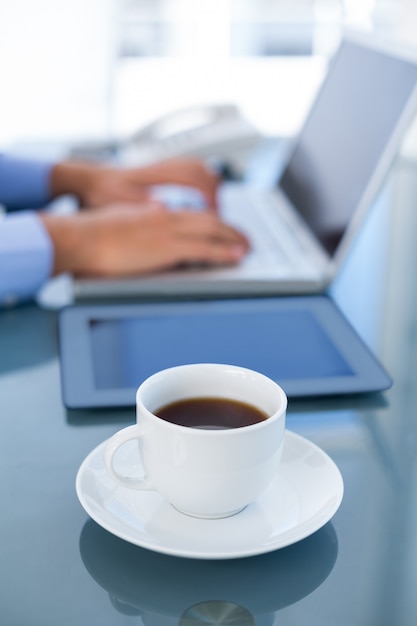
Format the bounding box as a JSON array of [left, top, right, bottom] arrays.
[[120, 103, 262, 166], [70, 103, 263, 172]]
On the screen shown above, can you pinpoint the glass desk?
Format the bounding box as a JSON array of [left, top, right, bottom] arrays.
[[1, 157, 417, 625]]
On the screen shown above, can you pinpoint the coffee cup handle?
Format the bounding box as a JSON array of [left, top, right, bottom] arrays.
[[104, 425, 153, 490]]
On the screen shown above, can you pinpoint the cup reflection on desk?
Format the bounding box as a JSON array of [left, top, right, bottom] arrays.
[[104, 363, 287, 519], [79, 519, 338, 625]]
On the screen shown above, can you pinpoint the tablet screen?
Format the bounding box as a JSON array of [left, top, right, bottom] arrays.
[[90, 308, 353, 391]]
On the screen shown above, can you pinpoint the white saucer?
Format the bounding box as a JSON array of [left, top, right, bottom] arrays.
[[76, 430, 343, 560]]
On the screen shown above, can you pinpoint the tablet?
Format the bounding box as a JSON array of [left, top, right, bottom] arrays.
[[58, 296, 392, 409]]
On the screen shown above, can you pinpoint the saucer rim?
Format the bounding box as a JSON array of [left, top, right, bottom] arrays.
[[76, 430, 343, 559]]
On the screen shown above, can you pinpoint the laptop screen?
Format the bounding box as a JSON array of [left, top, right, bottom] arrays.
[[279, 39, 417, 256]]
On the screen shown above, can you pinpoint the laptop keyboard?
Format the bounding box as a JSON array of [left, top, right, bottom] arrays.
[[155, 183, 304, 270], [221, 187, 299, 268]]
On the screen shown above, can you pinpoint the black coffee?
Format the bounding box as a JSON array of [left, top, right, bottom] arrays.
[[155, 397, 269, 430]]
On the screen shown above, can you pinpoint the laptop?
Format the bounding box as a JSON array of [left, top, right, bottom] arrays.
[[73, 33, 417, 301]]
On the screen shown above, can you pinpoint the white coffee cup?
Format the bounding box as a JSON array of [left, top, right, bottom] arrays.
[[104, 363, 287, 519]]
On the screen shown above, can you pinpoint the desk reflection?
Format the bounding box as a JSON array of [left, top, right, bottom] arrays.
[[79, 520, 338, 625]]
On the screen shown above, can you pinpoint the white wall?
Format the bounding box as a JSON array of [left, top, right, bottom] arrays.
[[0, 0, 416, 156], [0, 0, 117, 147]]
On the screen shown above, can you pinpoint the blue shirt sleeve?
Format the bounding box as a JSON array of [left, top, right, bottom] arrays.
[[0, 155, 56, 305], [0, 211, 53, 306], [0, 154, 54, 210]]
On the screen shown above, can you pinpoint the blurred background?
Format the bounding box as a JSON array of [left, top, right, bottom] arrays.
[[0, 0, 416, 159]]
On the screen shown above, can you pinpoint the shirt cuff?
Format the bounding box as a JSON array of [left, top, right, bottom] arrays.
[[0, 212, 53, 306], [0, 155, 54, 209]]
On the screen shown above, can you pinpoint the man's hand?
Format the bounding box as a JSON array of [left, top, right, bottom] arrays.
[[50, 158, 220, 210], [40, 201, 249, 278]]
